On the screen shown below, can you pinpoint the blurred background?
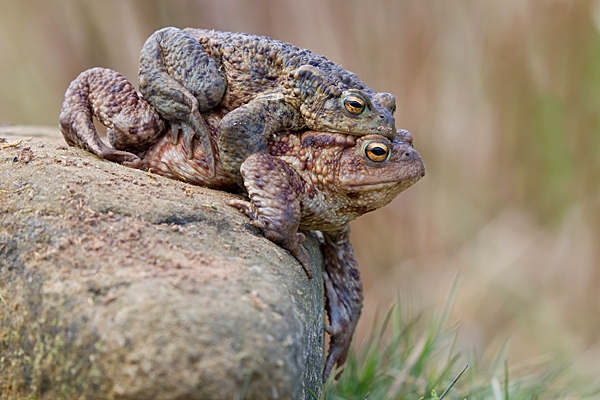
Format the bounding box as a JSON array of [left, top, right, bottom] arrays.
[[2, 0, 599, 383]]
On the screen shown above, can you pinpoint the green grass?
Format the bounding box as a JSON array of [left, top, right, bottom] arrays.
[[320, 284, 600, 400]]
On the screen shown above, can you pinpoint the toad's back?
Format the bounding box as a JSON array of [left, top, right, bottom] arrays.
[[184, 28, 370, 109]]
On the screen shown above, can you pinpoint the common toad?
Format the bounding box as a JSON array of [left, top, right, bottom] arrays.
[[85, 27, 398, 180], [59, 67, 424, 381]]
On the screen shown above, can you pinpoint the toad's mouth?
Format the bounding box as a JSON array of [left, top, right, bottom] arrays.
[[339, 181, 398, 191], [339, 176, 422, 192], [338, 167, 425, 191]]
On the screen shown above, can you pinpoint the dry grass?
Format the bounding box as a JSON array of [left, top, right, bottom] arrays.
[[2, 0, 600, 386]]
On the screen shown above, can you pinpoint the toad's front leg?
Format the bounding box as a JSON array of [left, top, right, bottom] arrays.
[[218, 94, 303, 184], [321, 226, 364, 382], [139, 27, 226, 176], [228, 153, 313, 279], [59, 67, 165, 168]]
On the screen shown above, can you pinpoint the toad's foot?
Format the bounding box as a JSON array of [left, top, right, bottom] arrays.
[[228, 153, 313, 279], [321, 227, 363, 382], [170, 120, 212, 164], [229, 199, 312, 278], [59, 67, 165, 168], [139, 27, 226, 177]]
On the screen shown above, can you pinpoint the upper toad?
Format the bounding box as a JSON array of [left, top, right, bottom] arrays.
[[67, 27, 398, 181]]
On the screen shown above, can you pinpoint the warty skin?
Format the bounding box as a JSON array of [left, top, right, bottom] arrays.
[[59, 67, 424, 382]]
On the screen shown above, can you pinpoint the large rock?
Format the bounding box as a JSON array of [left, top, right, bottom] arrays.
[[0, 129, 325, 399]]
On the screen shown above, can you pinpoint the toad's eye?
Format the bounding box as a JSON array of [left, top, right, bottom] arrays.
[[364, 141, 391, 162], [343, 95, 366, 115]]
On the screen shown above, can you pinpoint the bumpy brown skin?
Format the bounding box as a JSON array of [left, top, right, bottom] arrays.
[[59, 68, 166, 168], [138, 27, 398, 181], [59, 68, 425, 382]]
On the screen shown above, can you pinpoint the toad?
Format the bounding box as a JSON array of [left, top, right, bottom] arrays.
[[59, 68, 425, 381], [63, 27, 398, 180]]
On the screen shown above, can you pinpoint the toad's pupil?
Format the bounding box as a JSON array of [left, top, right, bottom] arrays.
[[371, 146, 386, 156], [349, 100, 363, 108]]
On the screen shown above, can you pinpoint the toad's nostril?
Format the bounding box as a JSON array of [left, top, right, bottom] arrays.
[[403, 151, 414, 159]]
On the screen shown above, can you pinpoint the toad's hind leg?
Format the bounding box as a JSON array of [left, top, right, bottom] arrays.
[[59, 67, 165, 168], [321, 226, 364, 382], [228, 153, 313, 279], [139, 27, 226, 177]]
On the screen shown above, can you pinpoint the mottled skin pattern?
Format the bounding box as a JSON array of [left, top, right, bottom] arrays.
[[60, 67, 165, 168], [138, 27, 398, 181], [59, 68, 425, 381]]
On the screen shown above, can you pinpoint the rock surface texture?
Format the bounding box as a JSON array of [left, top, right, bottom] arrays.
[[0, 130, 325, 400]]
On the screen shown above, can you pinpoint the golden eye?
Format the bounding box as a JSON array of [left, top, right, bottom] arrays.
[[364, 141, 390, 162], [343, 95, 366, 115]]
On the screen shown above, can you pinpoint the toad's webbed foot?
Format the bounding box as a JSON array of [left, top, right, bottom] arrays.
[[228, 153, 313, 279], [59, 67, 165, 168], [321, 227, 364, 382], [139, 27, 226, 177], [169, 122, 201, 161]]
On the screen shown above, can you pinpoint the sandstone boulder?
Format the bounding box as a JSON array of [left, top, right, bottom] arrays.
[[0, 129, 324, 400]]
